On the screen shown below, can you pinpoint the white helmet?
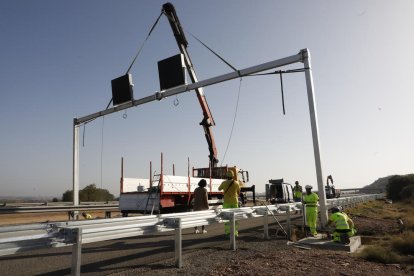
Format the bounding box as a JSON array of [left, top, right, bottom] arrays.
[[305, 185, 313, 189]]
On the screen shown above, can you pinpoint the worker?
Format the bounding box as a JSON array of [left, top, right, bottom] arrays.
[[293, 181, 303, 202], [82, 212, 93, 220], [302, 185, 319, 237], [325, 206, 356, 244], [193, 179, 209, 234], [218, 170, 241, 236]]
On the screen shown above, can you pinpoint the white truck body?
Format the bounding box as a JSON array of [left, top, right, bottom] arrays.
[[119, 175, 224, 213]]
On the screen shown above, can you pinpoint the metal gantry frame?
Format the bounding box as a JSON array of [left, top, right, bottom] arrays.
[[72, 48, 329, 224]]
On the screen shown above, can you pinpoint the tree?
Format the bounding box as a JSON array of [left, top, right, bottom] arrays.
[[400, 184, 414, 201], [61, 184, 115, 202], [62, 190, 73, 202], [386, 174, 414, 201]]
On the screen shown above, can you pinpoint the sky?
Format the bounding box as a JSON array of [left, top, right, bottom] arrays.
[[1, 0, 413, 198]]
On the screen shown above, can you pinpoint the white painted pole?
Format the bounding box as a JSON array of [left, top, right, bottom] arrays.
[[230, 212, 236, 250], [263, 211, 269, 239], [72, 120, 80, 208], [174, 218, 182, 268], [302, 49, 328, 225], [71, 228, 82, 276]]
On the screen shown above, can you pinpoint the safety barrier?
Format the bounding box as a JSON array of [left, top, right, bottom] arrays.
[[0, 194, 383, 275]]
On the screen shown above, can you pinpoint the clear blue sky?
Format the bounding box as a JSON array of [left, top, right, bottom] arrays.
[[1, 0, 413, 197]]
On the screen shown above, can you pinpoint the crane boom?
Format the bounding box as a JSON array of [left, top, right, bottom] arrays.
[[162, 2, 219, 168]]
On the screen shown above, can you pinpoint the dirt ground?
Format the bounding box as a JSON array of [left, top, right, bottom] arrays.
[[109, 200, 413, 276], [108, 219, 411, 276]]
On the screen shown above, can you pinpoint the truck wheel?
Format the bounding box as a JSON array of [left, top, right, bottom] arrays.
[[121, 211, 128, 217]]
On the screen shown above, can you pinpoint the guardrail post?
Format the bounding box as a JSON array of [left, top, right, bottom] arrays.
[[230, 212, 236, 250], [71, 228, 82, 276], [174, 218, 182, 268], [287, 207, 291, 239], [264, 211, 269, 239]]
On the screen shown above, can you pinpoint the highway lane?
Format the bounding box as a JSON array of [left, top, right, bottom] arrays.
[[0, 216, 284, 276]]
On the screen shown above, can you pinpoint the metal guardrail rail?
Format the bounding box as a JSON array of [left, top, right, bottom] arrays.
[[0, 194, 384, 275], [0, 204, 119, 214]]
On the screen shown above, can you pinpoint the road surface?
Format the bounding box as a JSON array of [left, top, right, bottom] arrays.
[[0, 216, 291, 275]]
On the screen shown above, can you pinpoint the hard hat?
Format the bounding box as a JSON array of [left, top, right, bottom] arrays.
[[305, 185, 312, 189], [226, 170, 234, 178], [330, 206, 340, 213], [295, 181, 299, 185]]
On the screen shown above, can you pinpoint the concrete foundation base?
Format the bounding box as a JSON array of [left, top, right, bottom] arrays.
[[297, 236, 361, 253]]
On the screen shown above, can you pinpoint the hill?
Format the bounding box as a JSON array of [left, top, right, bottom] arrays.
[[362, 175, 396, 192]]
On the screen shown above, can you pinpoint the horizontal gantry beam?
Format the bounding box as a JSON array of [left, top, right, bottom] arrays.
[[74, 50, 307, 125]]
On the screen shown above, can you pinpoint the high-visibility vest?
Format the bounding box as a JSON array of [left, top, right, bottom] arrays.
[[303, 192, 319, 207], [329, 212, 350, 230], [293, 185, 302, 198], [84, 213, 93, 219]]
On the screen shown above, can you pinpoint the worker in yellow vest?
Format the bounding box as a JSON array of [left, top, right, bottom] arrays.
[[82, 212, 93, 220], [293, 181, 303, 202], [326, 206, 356, 244], [218, 170, 241, 236], [302, 185, 319, 237]]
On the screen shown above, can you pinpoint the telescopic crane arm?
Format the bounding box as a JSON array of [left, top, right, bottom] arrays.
[[162, 2, 219, 168]]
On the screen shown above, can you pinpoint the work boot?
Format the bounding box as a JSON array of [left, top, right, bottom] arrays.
[[340, 233, 350, 244]]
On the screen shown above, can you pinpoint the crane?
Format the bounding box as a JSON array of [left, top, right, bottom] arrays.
[[162, 3, 219, 169]]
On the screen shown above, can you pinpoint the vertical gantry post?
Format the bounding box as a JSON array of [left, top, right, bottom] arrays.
[[72, 120, 80, 210], [71, 228, 82, 276], [301, 48, 328, 226], [174, 218, 182, 268]]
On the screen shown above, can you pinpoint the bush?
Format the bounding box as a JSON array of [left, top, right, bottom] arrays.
[[386, 174, 414, 201], [405, 216, 414, 231], [400, 184, 414, 201], [61, 184, 115, 202], [392, 232, 414, 255], [359, 245, 400, 264]]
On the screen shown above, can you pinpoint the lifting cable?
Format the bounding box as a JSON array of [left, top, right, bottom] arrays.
[[247, 68, 309, 115], [186, 31, 243, 165], [221, 78, 243, 166], [189, 32, 239, 73], [82, 12, 164, 146], [125, 11, 163, 74]]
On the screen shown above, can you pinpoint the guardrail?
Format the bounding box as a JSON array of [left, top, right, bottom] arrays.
[[0, 204, 119, 214], [0, 194, 383, 275]]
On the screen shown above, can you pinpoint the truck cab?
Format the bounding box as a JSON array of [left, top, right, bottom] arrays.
[[265, 179, 294, 204]]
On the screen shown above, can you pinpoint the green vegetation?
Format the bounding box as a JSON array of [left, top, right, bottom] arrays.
[[62, 184, 115, 202], [391, 232, 414, 255], [354, 199, 414, 267], [386, 174, 414, 201], [358, 245, 401, 264], [346, 200, 401, 220]]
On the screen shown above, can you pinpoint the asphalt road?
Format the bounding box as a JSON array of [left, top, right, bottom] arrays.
[[0, 216, 292, 276]]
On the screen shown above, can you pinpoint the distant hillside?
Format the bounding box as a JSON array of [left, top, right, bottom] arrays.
[[363, 174, 414, 192], [362, 175, 396, 192]]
